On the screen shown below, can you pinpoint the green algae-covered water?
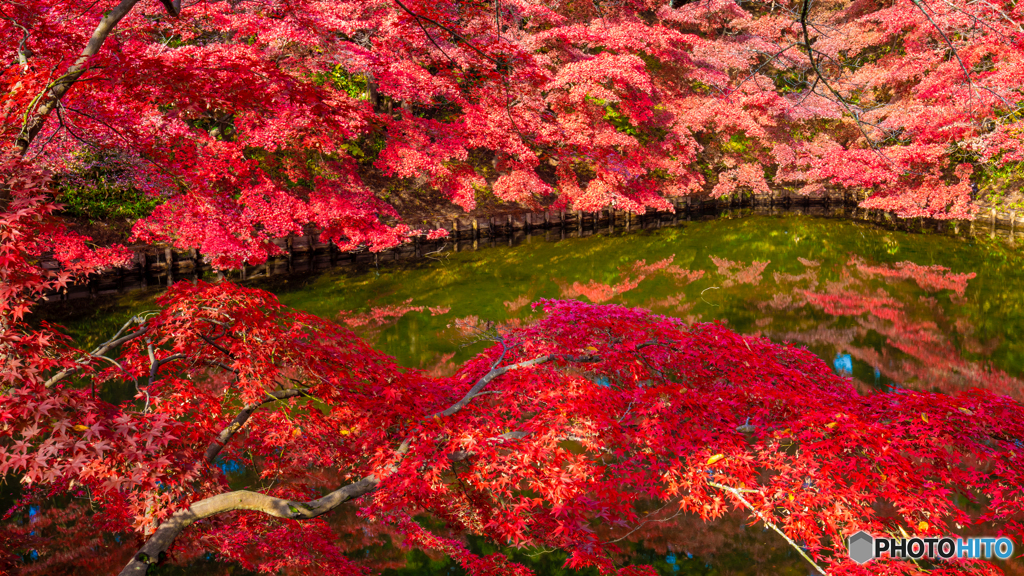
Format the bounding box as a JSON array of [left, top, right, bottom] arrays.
[[266, 214, 1024, 399], [23, 212, 1024, 575], [58, 213, 1021, 399]]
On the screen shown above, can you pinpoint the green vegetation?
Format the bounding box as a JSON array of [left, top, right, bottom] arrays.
[[55, 151, 162, 221], [56, 183, 161, 221], [313, 64, 369, 99], [977, 157, 1024, 211]]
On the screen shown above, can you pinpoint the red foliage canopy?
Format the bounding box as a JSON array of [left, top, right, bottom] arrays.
[[2, 273, 1024, 575], [3, 1, 1024, 575], [2, 0, 1023, 268]]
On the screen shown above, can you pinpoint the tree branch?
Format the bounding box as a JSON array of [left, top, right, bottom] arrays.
[[910, 0, 974, 116], [14, 0, 144, 155], [437, 354, 551, 418], [123, 349, 559, 574], [447, 430, 530, 462], [199, 332, 235, 360], [43, 320, 149, 388], [0, 12, 32, 70], [390, 0, 500, 65], [158, 0, 182, 17], [204, 388, 308, 464], [118, 477, 379, 576], [708, 482, 829, 576]]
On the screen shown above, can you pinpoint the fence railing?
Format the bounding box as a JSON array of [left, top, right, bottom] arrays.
[[38, 191, 1024, 303]]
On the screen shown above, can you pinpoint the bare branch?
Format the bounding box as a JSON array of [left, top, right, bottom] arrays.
[[391, 0, 500, 65], [204, 389, 308, 464], [43, 321, 149, 388], [437, 354, 551, 418], [709, 482, 829, 576]]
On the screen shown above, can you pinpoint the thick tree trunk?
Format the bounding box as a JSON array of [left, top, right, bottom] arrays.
[[118, 478, 380, 576], [365, 71, 381, 111]]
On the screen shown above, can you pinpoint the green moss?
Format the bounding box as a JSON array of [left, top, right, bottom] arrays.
[[57, 185, 161, 221], [54, 151, 162, 221]]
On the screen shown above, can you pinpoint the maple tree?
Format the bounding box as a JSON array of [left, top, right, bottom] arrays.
[[2, 0, 1023, 268], [3, 0, 1024, 574], [2, 283, 1024, 575]]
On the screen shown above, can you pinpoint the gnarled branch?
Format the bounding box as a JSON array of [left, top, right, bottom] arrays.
[[118, 477, 379, 576], [124, 352, 559, 574]]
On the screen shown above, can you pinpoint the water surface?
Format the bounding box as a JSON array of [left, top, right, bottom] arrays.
[[266, 214, 1024, 400]]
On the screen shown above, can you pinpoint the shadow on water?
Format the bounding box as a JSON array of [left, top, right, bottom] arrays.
[[15, 210, 1024, 574]]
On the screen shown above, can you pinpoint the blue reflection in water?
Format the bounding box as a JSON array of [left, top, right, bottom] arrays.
[[833, 353, 852, 375], [217, 459, 245, 475]]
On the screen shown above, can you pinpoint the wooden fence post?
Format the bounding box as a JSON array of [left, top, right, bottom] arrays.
[[140, 251, 149, 289], [165, 247, 174, 286]]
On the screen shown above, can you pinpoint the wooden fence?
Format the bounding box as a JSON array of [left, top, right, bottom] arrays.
[[38, 191, 1024, 303]]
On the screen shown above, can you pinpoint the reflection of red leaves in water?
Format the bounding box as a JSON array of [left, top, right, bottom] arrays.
[[626, 256, 676, 276], [449, 315, 481, 336], [801, 291, 908, 325], [338, 299, 451, 327], [338, 299, 451, 339], [853, 257, 977, 297], [504, 294, 531, 311], [709, 256, 769, 287], [417, 352, 459, 378], [556, 257, 701, 304], [781, 259, 1023, 399], [665, 267, 705, 285], [773, 268, 818, 286], [449, 316, 525, 339], [761, 292, 797, 311], [644, 293, 696, 316], [557, 277, 645, 303]]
